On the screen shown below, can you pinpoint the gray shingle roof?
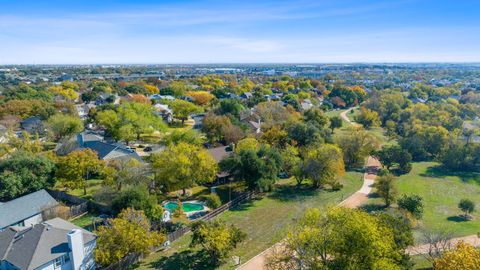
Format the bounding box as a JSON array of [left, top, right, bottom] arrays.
[[76, 132, 142, 162], [0, 218, 95, 270], [0, 190, 59, 229], [207, 146, 231, 163]]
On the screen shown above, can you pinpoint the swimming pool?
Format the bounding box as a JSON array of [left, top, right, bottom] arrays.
[[163, 201, 205, 213]]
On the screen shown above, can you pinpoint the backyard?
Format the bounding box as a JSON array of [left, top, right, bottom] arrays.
[[134, 171, 364, 270]]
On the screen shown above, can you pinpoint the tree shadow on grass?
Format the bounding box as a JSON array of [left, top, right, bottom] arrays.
[[360, 203, 387, 213], [229, 200, 256, 212], [268, 185, 337, 202], [447, 215, 470, 223], [147, 249, 216, 270], [421, 166, 480, 184]]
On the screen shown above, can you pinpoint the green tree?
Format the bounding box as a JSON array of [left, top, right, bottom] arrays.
[[374, 174, 398, 207], [201, 114, 242, 144], [111, 186, 160, 220], [0, 152, 56, 200], [398, 194, 424, 219], [203, 193, 221, 209], [190, 220, 246, 266], [287, 122, 323, 146], [170, 99, 202, 125], [152, 143, 218, 195], [116, 123, 136, 145], [94, 208, 165, 266], [329, 116, 343, 133], [303, 144, 345, 189], [267, 207, 408, 270], [162, 129, 205, 146], [458, 199, 475, 219], [96, 102, 166, 141], [105, 158, 147, 191], [336, 127, 379, 168], [354, 107, 381, 129], [375, 145, 412, 174], [217, 98, 245, 119], [221, 145, 282, 191], [55, 149, 104, 195], [47, 114, 84, 141], [304, 108, 329, 129]]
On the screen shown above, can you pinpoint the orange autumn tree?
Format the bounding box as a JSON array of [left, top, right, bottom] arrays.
[[434, 241, 480, 270], [187, 91, 215, 105]]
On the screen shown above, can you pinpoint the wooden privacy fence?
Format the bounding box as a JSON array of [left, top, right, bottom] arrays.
[[46, 189, 111, 219]]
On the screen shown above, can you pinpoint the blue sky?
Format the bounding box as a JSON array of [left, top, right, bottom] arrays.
[[1, 0, 479, 64]]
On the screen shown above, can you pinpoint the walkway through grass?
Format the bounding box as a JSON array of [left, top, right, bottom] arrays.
[[135, 172, 363, 270]]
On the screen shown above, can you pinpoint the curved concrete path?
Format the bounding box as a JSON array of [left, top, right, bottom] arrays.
[[340, 107, 360, 127], [237, 108, 379, 270], [237, 156, 380, 270]]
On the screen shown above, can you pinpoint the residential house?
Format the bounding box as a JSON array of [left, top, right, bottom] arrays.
[[76, 131, 143, 162], [20, 116, 45, 135], [58, 74, 73, 82], [239, 92, 253, 100], [150, 94, 175, 101], [153, 104, 173, 123], [0, 218, 96, 270], [411, 97, 427, 104], [123, 94, 149, 104], [192, 114, 205, 130], [462, 121, 480, 143], [0, 190, 59, 231], [248, 120, 262, 134], [207, 146, 233, 183], [95, 93, 120, 106], [0, 125, 8, 143], [300, 99, 314, 111], [75, 104, 94, 121]]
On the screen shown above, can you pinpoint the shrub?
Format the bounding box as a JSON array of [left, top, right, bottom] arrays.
[[204, 193, 222, 209]]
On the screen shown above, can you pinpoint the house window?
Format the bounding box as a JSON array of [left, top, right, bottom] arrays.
[[53, 257, 62, 268], [63, 253, 70, 263]]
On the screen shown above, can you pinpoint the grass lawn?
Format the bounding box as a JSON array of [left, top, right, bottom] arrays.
[[135, 171, 364, 270], [412, 255, 433, 270], [70, 212, 97, 231], [67, 179, 104, 200], [364, 162, 480, 242]]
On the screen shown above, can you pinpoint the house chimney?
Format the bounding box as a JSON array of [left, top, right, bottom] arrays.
[[67, 229, 84, 270]]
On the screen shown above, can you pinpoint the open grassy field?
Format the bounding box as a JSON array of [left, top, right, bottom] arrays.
[[134, 171, 364, 270], [364, 162, 480, 242], [398, 162, 480, 241]]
